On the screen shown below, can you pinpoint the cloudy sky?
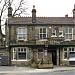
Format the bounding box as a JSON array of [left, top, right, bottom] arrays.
[[1, 0, 75, 34], [26, 0, 75, 17]]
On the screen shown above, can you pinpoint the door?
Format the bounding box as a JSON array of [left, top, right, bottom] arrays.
[[52, 50, 57, 65]]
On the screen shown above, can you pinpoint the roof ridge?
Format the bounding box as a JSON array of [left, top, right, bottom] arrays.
[[13, 16, 32, 18], [12, 16, 73, 18], [37, 17, 73, 18]]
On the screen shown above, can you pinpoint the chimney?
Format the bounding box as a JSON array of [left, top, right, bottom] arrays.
[[73, 4, 75, 18], [8, 0, 12, 18], [32, 5, 36, 23], [0, 16, 1, 26]]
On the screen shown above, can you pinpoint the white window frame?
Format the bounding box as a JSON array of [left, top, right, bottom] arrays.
[[59, 30, 64, 37], [65, 27, 73, 41], [17, 27, 27, 41], [51, 30, 57, 37], [12, 48, 16, 60], [69, 47, 75, 52], [18, 48, 27, 60], [39, 27, 47, 40], [63, 47, 68, 60], [0, 53, 4, 59], [12, 47, 28, 61], [63, 47, 75, 60]]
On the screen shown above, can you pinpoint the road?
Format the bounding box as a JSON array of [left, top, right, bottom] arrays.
[[0, 70, 75, 75]]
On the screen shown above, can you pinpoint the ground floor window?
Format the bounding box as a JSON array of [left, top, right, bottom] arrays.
[[63, 47, 75, 60], [18, 48, 26, 59], [12, 47, 27, 60], [0, 53, 4, 59], [63, 47, 68, 59]]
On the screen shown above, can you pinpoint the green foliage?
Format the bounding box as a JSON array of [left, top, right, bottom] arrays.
[[31, 58, 53, 68], [31, 62, 38, 68]]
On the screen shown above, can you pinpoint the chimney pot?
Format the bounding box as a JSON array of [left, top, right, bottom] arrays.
[[73, 4, 75, 18], [65, 14, 68, 17], [33, 5, 35, 9]]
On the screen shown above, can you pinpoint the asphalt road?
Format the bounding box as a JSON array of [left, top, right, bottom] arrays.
[[0, 70, 75, 75]]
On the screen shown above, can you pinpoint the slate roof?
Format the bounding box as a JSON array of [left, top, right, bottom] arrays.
[[8, 17, 75, 25]]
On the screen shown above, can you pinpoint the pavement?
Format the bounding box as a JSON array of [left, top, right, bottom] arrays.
[[0, 66, 75, 73]]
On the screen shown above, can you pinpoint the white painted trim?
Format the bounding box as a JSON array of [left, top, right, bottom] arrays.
[[13, 48, 14, 60], [0, 53, 4, 59], [63, 47, 68, 60], [39, 27, 47, 40], [65, 27, 73, 40], [51, 35, 57, 37], [12, 47, 28, 61], [58, 30, 64, 37], [17, 27, 27, 41], [63, 47, 75, 61], [51, 30, 57, 37], [11, 60, 29, 61], [39, 39, 47, 41]]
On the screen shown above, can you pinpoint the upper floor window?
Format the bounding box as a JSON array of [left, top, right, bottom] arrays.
[[59, 30, 64, 37], [51, 30, 56, 37], [17, 27, 27, 41], [65, 27, 73, 41], [39, 27, 47, 40]]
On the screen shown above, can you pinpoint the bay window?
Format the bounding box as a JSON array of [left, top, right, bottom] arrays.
[[12, 47, 27, 60], [63, 47, 75, 60]]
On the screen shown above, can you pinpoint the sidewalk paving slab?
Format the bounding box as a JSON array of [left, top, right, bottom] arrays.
[[0, 66, 75, 73]]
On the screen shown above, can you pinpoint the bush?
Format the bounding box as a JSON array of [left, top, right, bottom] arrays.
[[31, 59, 53, 69], [31, 62, 38, 68]]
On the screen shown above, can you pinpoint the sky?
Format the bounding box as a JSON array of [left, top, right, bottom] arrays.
[[1, 0, 75, 34], [26, 0, 75, 17]]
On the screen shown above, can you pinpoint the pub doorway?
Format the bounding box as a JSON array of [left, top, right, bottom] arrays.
[[52, 50, 57, 65]]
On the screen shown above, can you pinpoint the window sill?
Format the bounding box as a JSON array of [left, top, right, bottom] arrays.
[[51, 36, 57, 37], [11, 60, 29, 61], [17, 39, 27, 42], [63, 59, 68, 61], [39, 39, 47, 41], [58, 36, 64, 37]]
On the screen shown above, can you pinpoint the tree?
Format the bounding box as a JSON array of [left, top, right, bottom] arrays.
[[12, 0, 28, 17], [0, 0, 28, 33]]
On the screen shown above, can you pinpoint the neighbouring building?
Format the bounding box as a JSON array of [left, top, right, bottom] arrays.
[[5, 4, 75, 66], [0, 16, 8, 65]]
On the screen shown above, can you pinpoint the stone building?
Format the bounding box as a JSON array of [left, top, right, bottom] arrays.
[[5, 5, 75, 66]]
